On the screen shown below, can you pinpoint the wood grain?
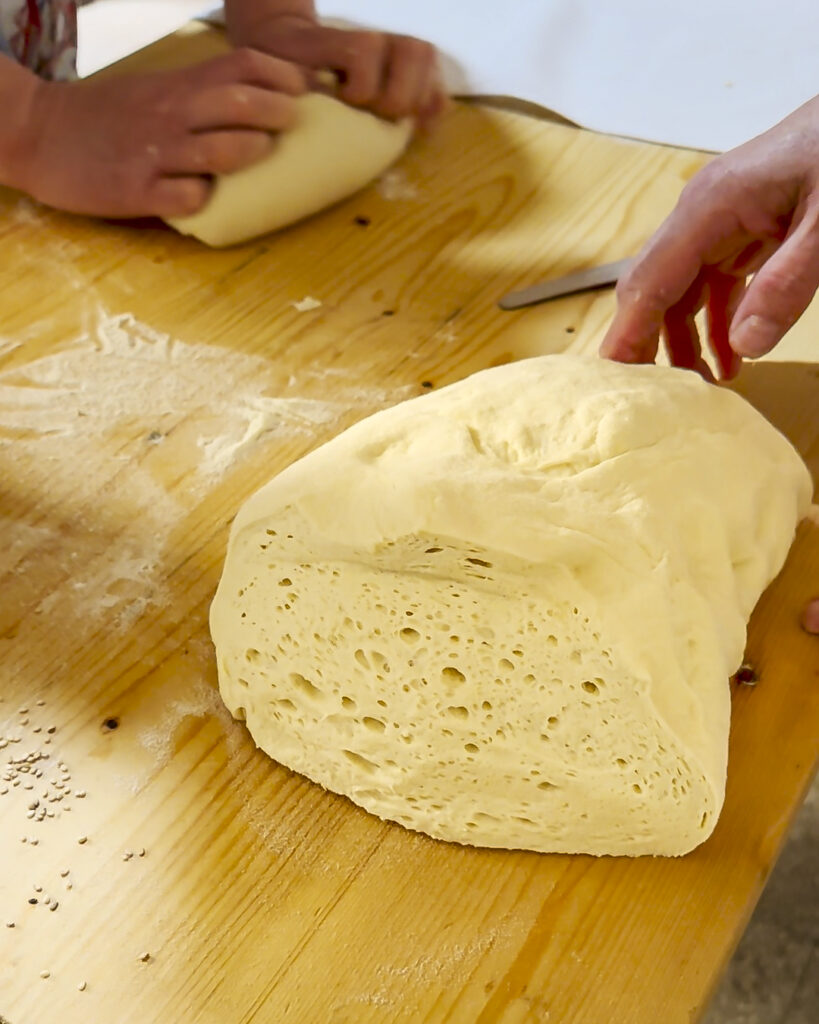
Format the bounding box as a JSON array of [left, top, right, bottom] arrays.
[[0, 24, 817, 1024]]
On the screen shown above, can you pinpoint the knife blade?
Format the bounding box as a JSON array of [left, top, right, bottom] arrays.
[[499, 257, 633, 311]]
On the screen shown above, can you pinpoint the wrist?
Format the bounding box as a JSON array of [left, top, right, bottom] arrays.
[[0, 58, 45, 194]]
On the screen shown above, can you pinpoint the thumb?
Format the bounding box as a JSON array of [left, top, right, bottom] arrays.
[[730, 204, 819, 357]]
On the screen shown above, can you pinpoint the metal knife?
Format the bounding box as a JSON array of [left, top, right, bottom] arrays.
[[499, 257, 632, 311]]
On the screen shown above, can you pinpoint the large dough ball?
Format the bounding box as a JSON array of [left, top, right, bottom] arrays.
[[210, 355, 811, 856], [167, 93, 412, 246]]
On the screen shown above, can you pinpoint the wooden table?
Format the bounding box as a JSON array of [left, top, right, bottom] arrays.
[[1, 25, 817, 1024]]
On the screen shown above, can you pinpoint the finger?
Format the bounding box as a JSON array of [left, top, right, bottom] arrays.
[[418, 81, 448, 126], [377, 37, 435, 119], [147, 176, 211, 219], [600, 225, 705, 364], [663, 308, 704, 374], [730, 202, 819, 357], [706, 270, 744, 380], [416, 47, 448, 122], [661, 275, 715, 381], [600, 164, 748, 364], [802, 597, 819, 634], [185, 84, 299, 133], [197, 48, 308, 95], [600, 299, 663, 365], [161, 130, 275, 176], [333, 32, 389, 108], [600, 221, 704, 366], [263, 27, 389, 108]]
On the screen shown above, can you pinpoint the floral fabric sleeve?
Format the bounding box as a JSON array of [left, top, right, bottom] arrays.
[[0, 0, 77, 80]]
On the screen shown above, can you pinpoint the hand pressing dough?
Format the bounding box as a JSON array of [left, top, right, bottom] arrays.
[[210, 355, 812, 856], [166, 93, 412, 247]]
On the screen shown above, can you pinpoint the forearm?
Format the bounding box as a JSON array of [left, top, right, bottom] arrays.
[[0, 55, 40, 192]]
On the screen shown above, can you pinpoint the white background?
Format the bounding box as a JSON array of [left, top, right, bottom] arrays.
[[79, 1, 819, 152]]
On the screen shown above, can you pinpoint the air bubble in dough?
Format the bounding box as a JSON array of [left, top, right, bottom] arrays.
[[166, 93, 412, 247], [210, 355, 812, 856]]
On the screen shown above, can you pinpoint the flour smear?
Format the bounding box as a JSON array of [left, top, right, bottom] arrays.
[[0, 307, 413, 631]]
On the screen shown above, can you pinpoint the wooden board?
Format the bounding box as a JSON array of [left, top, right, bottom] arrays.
[[1, 25, 817, 1024]]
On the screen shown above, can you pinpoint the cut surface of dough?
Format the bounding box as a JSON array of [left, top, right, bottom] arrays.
[[210, 355, 812, 856], [168, 93, 412, 246]]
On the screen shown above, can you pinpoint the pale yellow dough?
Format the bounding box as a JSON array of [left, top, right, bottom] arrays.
[[210, 356, 812, 856], [168, 93, 412, 247]]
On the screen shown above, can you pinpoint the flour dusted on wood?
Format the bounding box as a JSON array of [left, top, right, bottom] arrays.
[[0, 308, 412, 646], [211, 355, 811, 857]]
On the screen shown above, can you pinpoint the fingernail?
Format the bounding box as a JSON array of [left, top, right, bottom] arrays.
[[730, 314, 780, 357]]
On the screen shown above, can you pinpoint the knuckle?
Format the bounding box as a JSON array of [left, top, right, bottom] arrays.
[[186, 144, 209, 172], [228, 83, 252, 108], [400, 35, 432, 60], [231, 46, 262, 73], [151, 94, 173, 118], [277, 60, 308, 94], [353, 30, 387, 62], [680, 157, 744, 210], [754, 270, 797, 315], [208, 137, 240, 173], [614, 267, 670, 319], [210, 132, 271, 173], [614, 267, 641, 302]]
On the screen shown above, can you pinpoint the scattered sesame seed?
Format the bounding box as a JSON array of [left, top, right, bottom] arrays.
[[36, 700, 46, 706], [28, 898, 38, 905], [18, 707, 28, 715], [49, 901, 58, 912], [44, 897, 51, 906], [60, 869, 70, 877], [75, 791, 86, 799], [65, 882, 73, 891], [33, 885, 42, 893], [40, 970, 50, 979], [78, 981, 87, 992], [138, 848, 146, 858], [47, 727, 56, 734], [5, 921, 14, 928], [123, 851, 133, 861], [29, 838, 39, 846], [77, 836, 87, 845], [138, 952, 151, 963], [20, 718, 29, 727]]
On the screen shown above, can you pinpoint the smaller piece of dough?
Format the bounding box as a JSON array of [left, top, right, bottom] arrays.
[[167, 93, 412, 247]]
